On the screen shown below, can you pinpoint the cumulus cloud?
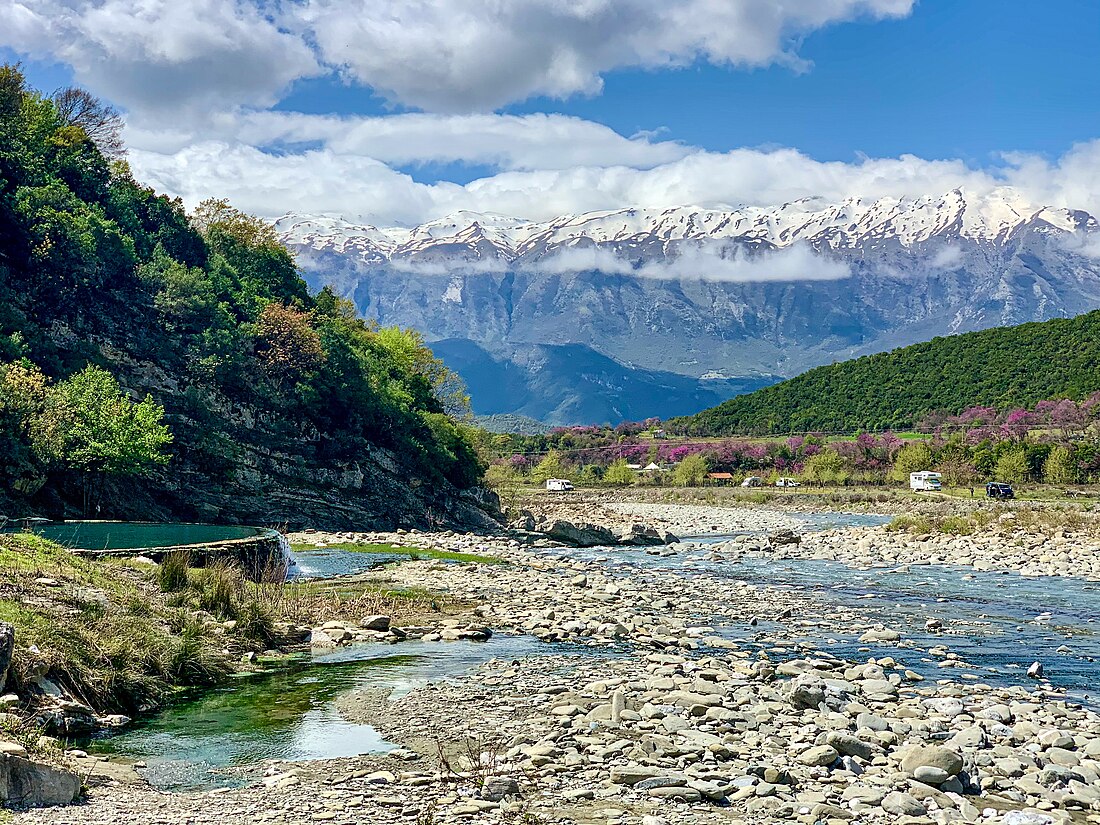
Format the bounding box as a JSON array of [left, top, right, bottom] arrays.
[[128, 139, 1100, 227], [1, 0, 914, 115], [0, 0, 320, 116], [293, 0, 915, 111], [126, 110, 691, 170]]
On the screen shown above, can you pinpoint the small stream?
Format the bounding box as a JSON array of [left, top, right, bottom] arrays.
[[92, 635, 548, 791], [93, 510, 1100, 791]]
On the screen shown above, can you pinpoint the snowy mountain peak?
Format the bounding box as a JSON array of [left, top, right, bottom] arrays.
[[276, 188, 1093, 265]]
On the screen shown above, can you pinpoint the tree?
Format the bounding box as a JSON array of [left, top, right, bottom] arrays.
[[1043, 445, 1078, 485], [531, 450, 566, 484], [936, 455, 980, 488], [802, 449, 850, 486], [603, 459, 636, 486], [994, 447, 1030, 484], [254, 303, 325, 388], [42, 366, 172, 513], [673, 453, 709, 487], [891, 442, 934, 481], [50, 87, 125, 158]]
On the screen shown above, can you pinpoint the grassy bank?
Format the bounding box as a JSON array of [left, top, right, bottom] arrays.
[[885, 505, 1097, 536], [290, 541, 501, 565], [0, 533, 458, 726]]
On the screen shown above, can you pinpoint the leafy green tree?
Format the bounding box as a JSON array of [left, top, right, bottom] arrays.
[[891, 442, 935, 481], [673, 453, 709, 487], [603, 459, 636, 486], [44, 366, 172, 475], [1043, 445, 1077, 484], [802, 449, 851, 486], [994, 447, 1030, 484], [531, 450, 567, 484]]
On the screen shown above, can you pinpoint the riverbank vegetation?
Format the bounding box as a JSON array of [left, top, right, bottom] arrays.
[[290, 542, 502, 565], [0, 65, 482, 523], [481, 395, 1100, 497], [0, 531, 460, 729]]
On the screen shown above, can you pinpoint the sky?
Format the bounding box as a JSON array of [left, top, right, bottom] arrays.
[[2, 0, 1099, 226]]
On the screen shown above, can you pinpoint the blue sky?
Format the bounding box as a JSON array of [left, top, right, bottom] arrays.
[[2, 0, 1098, 222]]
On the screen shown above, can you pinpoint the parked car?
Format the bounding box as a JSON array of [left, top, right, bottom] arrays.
[[986, 482, 1015, 499], [775, 477, 801, 488], [545, 478, 574, 492], [741, 476, 762, 488]]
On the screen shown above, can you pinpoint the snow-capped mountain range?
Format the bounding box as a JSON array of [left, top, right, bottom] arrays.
[[277, 188, 1094, 263], [278, 188, 1100, 425]]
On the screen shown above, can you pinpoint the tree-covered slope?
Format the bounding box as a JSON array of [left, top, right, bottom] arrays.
[[671, 311, 1100, 435], [0, 67, 491, 529]]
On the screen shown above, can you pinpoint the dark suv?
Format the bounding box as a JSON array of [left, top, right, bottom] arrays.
[[986, 482, 1015, 500]]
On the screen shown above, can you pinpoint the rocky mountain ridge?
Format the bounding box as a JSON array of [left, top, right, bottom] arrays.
[[278, 188, 1100, 425]]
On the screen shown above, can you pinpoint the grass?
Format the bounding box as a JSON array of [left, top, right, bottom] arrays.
[[290, 542, 502, 565], [886, 505, 1096, 536]]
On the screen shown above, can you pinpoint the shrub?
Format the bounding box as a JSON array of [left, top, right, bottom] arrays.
[[158, 550, 190, 592], [194, 560, 244, 619]]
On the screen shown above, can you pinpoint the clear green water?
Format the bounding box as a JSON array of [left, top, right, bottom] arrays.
[[91, 636, 547, 791], [15, 521, 265, 551]]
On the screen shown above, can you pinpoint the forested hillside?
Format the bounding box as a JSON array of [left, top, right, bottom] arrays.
[[0, 67, 491, 529], [673, 311, 1100, 436]]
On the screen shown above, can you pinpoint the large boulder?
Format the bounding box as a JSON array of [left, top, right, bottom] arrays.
[[899, 745, 963, 779], [539, 520, 617, 547], [618, 524, 676, 546], [0, 754, 81, 808]]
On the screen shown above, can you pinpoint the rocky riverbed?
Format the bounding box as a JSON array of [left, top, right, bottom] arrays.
[[16, 504, 1100, 825]]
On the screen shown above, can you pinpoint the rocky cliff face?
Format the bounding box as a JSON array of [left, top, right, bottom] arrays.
[[9, 349, 499, 533], [278, 188, 1100, 424]]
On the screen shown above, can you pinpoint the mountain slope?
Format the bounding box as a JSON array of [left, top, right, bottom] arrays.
[[280, 190, 1100, 424], [670, 310, 1100, 435], [0, 70, 491, 529], [431, 339, 779, 425]]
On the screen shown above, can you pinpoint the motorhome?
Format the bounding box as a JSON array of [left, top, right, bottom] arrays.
[[741, 476, 763, 488], [545, 478, 574, 492], [909, 471, 942, 492]]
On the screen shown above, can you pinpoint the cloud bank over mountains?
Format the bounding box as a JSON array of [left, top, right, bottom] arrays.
[[3, 0, 1099, 226]]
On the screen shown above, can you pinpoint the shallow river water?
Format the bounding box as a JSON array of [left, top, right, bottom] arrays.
[[95, 511, 1100, 791]]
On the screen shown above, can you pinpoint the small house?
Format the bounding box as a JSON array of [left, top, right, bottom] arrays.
[[706, 472, 735, 486]]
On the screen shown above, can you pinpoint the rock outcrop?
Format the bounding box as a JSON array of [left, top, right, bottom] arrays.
[[0, 752, 81, 809]]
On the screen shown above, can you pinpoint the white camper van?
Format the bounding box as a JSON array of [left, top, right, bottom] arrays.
[[545, 478, 574, 492], [909, 471, 942, 492]]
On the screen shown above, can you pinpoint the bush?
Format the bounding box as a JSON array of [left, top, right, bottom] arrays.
[[194, 560, 244, 619], [236, 598, 275, 645], [158, 550, 190, 592]]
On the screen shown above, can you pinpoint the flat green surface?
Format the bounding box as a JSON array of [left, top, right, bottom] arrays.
[[9, 521, 263, 551]]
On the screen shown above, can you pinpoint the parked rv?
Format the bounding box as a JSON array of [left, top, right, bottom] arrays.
[[910, 471, 942, 492], [741, 476, 763, 488], [545, 478, 574, 492]]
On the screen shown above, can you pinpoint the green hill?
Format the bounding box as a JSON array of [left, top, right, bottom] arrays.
[[671, 311, 1100, 435], [0, 67, 491, 529]]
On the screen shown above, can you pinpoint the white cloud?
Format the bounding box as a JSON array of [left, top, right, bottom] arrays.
[[126, 110, 691, 170], [525, 240, 849, 281], [2, 0, 914, 115], [293, 0, 915, 112], [0, 0, 320, 116], [128, 139, 1100, 228], [929, 245, 964, 269]]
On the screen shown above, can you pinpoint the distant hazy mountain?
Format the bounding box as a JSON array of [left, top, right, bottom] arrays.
[[279, 188, 1100, 425]]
